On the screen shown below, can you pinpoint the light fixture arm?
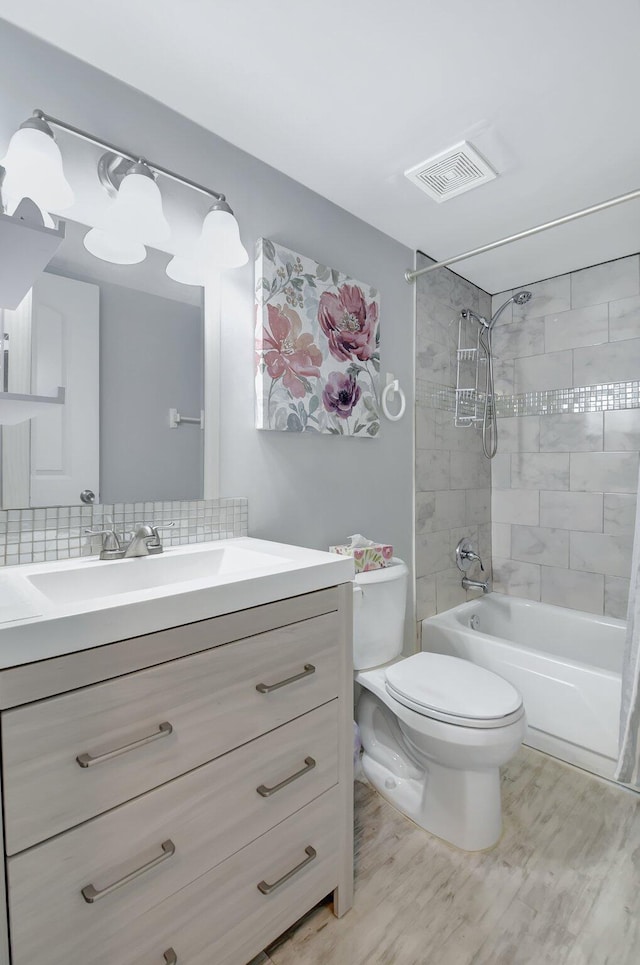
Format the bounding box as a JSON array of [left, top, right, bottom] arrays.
[[32, 109, 227, 204]]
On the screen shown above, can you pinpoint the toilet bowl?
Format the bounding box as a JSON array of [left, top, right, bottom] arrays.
[[354, 559, 526, 851]]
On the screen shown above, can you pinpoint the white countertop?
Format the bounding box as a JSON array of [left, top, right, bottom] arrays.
[[0, 537, 355, 670]]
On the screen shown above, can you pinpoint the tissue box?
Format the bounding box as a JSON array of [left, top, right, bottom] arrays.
[[330, 542, 393, 573]]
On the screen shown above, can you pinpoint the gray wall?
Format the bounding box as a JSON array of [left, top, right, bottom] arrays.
[[0, 21, 415, 639], [415, 253, 492, 618], [490, 255, 640, 617]]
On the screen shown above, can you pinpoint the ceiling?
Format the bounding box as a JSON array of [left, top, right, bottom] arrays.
[[1, 0, 639, 293]]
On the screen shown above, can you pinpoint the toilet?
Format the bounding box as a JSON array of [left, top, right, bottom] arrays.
[[354, 559, 526, 851]]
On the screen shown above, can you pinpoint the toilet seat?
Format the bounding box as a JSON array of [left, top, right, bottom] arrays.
[[384, 653, 524, 729]]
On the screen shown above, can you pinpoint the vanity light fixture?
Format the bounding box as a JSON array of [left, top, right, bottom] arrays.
[[83, 227, 147, 266], [165, 252, 205, 286], [166, 198, 249, 284], [1, 113, 74, 214], [2, 110, 248, 280], [197, 199, 249, 269]]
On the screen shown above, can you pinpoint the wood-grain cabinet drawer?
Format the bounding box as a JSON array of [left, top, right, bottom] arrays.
[[2, 610, 340, 853], [8, 703, 339, 965]]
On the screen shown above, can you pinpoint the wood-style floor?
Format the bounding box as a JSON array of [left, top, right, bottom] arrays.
[[257, 747, 640, 965]]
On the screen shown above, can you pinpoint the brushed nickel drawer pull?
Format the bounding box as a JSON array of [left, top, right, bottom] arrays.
[[81, 839, 176, 903], [256, 664, 316, 694], [257, 756, 316, 797], [76, 721, 173, 768], [163, 950, 177, 964], [257, 845, 317, 895]]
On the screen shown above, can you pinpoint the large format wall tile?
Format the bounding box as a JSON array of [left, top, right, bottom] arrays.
[[492, 557, 541, 601], [539, 491, 603, 533], [466, 488, 491, 525], [492, 489, 539, 526], [540, 566, 604, 615], [450, 451, 490, 490], [512, 525, 569, 568], [511, 452, 570, 490], [416, 575, 437, 621], [416, 529, 452, 578], [416, 490, 466, 534], [571, 255, 640, 309], [515, 350, 573, 393], [573, 338, 640, 386], [516, 275, 571, 317], [416, 336, 451, 384], [492, 314, 545, 359], [604, 576, 630, 619], [544, 304, 609, 353], [609, 294, 640, 342], [416, 448, 450, 491], [603, 493, 637, 536], [570, 531, 633, 578], [491, 522, 512, 558], [496, 416, 540, 453], [570, 451, 639, 493], [604, 409, 640, 451], [539, 413, 603, 452]]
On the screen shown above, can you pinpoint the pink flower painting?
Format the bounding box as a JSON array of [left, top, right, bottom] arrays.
[[262, 304, 322, 399], [318, 284, 378, 362], [255, 238, 380, 436]]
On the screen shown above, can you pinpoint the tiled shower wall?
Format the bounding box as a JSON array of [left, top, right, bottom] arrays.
[[490, 254, 640, 617], [415, 253, 493, 619]]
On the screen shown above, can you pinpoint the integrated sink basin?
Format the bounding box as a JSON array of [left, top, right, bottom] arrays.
[[0, 536, 354, 669], [26, 544, 288, 606]]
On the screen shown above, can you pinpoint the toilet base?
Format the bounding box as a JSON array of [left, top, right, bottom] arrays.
[[361, 751, 503, 851]]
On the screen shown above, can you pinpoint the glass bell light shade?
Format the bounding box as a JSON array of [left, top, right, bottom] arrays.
[[196, 201, 249, 270], [103, 162, 170, 246], [83, 227, 146, 265], [1, 121, 74, 212], [166, 252, 205, 286]]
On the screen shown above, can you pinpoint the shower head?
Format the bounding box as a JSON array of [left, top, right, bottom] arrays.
[[489, 290, 533, 328], [513, 290, 532, 306]]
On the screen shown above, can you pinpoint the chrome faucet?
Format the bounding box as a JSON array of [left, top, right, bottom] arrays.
[[86, 523, 173, 561], [123, 525, 163, 558], [461, 575, 491, 594], [455, 537, 491, 594]]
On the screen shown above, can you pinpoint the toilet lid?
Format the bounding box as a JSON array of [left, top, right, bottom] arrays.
[[385, 653, 523, 724]]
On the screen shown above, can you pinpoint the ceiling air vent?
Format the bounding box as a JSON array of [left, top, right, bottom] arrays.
[[405, 141, 497, 203]]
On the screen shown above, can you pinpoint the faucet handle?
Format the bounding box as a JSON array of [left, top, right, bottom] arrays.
[[455, 537, 485, 574], [84, 528, 123, 560], [150, 521, 175, 541], [84, 528, 121, 550]]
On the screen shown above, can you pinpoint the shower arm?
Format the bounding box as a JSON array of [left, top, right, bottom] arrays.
[[404, 187, 640, 283]]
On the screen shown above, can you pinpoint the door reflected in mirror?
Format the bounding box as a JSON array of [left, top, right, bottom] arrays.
[[0, 219, 204, 509]]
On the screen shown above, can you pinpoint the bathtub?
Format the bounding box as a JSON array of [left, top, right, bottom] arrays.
[[421, 594, 625, 782]]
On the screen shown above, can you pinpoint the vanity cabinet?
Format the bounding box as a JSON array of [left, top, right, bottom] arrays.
[[0, 583, 354, 965]]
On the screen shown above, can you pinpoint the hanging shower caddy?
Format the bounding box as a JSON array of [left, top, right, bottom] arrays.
[[454, 311, 486, 427]]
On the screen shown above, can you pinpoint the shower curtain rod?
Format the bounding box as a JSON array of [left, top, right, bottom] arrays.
[[404, 187, 640, 284]]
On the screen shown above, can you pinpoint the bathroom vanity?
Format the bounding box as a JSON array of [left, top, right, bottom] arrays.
[[0, 538, 354, 965]]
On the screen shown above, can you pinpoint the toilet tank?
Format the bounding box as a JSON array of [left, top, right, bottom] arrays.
[[353, 558, 409, 671]]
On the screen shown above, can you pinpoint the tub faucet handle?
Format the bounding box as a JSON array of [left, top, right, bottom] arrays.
[[455, 537, 485, 573]]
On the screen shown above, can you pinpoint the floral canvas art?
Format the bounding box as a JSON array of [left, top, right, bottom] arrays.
[[255, 239, 380, 436]]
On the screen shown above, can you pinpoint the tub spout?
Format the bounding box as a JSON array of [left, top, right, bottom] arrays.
[[462, 576, 491, 594]]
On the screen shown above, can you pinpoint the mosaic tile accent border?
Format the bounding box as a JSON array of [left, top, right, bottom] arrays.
[[416, 378, 640, 418], [0, 497, 248, 567], [495, 381, 640, 418]]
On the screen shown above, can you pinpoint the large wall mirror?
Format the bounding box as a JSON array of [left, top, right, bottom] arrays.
[[0, 217, 205, 508]]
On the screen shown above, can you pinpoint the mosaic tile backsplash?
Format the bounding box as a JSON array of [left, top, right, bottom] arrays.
[[0, 498, 248, 567]]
